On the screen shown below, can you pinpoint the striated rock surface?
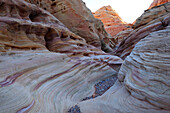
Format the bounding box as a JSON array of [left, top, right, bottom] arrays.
[[93, 5, 132, 39], [78, 25, 170, 113], [115, 2, 170, 59], [149, 0, 170, 9], [0, 0, 123, 112], [24, 0, 116, 51], [0, 0, 170, 113], [133, 2, 170, 29], [115, 29, 133, 44]]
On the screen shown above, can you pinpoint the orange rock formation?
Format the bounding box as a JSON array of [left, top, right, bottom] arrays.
[[93, 5, 132, 39], [149, 0, 170, 9]]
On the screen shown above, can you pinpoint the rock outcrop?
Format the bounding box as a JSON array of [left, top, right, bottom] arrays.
[[24, 0, 116, 52], [0, 0, 123, 112], [78, 25, 170, 113], [115, 29, 133, 44], [93, 5, 132, 39], [115, 2, 170, 59], [133, 2, 170, 29], [149, 0, 170, 9]]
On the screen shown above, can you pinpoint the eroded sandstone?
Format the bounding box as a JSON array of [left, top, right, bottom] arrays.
[[78, 24, 170, 113], [115, 2, 170, 59], [24, 0, 116, 52], [0, 0, 123, 112]]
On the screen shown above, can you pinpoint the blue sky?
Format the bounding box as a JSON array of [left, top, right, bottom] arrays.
[[82, 0, 153, 23]]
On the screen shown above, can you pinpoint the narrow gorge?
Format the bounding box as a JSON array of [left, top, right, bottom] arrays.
[[0, 0, 169, 113]]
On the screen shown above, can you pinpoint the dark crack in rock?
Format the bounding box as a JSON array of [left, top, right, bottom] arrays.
[[82, 76, 117, 101]]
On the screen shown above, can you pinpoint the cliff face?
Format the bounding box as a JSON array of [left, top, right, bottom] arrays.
[[149, 0, 170, 9], [115, 2, 170, 59], [0, 0, 170, 113], [93, 6, 132, 39], [24, 0, 116, 52]]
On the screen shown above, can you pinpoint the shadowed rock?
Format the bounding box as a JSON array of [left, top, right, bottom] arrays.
[[24, 0, 115, 52]]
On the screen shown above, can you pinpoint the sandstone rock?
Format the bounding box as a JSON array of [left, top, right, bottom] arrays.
[[115, 29, 133, 44], [0, 0, 123, 112], [133, 2, 170, 29], [93, 6, 132, 39], [77, 24, 170, 113], [115, 2, 170, 59], [149, 0, 170, 9], [24, 0, 116, 51]]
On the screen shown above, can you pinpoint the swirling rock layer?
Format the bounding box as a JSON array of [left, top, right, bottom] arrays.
[[115, 2, 170, 59], [24, 0, 115, 51], [0, 0, 123, 112], [77, 24, 170, 113], [133, 2, 170, 29]]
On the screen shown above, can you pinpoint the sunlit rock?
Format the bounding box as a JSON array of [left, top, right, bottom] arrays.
[[93, 5, 132, 39]]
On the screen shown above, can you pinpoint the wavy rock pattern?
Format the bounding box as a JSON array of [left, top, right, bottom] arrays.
[[24, 0, 115, 52], [0, 0, 123, 112], [133, 2, 170, 29], [115, 29, 133, 44], [77, 25, 170, 113], [115, 2, 170, 59]]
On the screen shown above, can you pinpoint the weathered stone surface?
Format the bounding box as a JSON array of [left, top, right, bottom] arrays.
[[0, 0, 123, 113], [24, 0, 115, 52], [133, 2, 170, 29], [149, 0, 170, 9], [115, 29, 133, 44], [0, 0, 170, 113], [115, 2, 170, 59], [77, 25, 170, 113], [93, 5, 132, 39]]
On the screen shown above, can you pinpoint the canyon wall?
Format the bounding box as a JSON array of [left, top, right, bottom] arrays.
[[24, 0, 116, 52], [115, 2, 170, 59], [0, 0, 122, 112], [0, 0, 169, 113]]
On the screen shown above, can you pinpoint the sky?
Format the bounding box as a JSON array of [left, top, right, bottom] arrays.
[[82, 0, 153, 23]]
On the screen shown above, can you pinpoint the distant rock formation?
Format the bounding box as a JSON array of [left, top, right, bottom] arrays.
[[24, 0, 116, 52], [115, 2, 170, 59], [93, 5, 132, 39], [149, 0, 170, 9]]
